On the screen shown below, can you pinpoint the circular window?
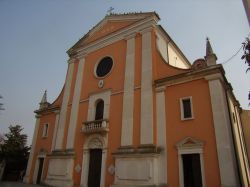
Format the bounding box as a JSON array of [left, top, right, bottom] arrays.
[[96, 57, 113, 77]]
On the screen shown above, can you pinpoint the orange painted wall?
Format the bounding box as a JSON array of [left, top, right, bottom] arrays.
[[29, 112, 56, 182], [80, 40, 126, 100], [105, 93, 123, 186], [166, 79, 221, 187], [85, 21, 136, 45], [72, 101, 88, 187], [70, 39, 127, 186], [134, 34, 142, 87]]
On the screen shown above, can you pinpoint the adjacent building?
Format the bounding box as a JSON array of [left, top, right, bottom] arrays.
[[241, 110, 250, 162], [23, 12, 250, 187]]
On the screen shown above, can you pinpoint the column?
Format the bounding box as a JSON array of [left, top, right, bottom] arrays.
[[140, 28, 154, 145], [23, 115, 41, 183], [54, 59, 75, 150], [206, 74, 239, 186], [66, 58, 85, 149], [156, 86, 167, 185], [121, 34, 135, 146], [51, 110, 60, 151]]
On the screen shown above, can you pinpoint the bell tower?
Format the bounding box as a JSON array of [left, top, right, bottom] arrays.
[[205, 37, 217, 66]]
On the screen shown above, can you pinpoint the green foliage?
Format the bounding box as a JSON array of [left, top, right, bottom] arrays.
[[0, 125, 30, 180], [2, 125, 29, 157], [241, 38, 250, 105], [242, 38, 250, 73]]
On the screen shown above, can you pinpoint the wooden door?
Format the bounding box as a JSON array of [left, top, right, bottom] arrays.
[[88, 149, 102, 187], [36, 158, 44, 184], [182, 153, 203, 187]]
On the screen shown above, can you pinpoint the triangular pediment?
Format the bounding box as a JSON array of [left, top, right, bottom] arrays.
[[84, 20, 136, 44], [68, 12, 159, 53], [176, 137, 204, 149]]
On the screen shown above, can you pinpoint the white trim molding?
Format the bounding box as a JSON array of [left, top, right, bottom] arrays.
[[51, 110, 60, 152], [180, 96, 194, 121], [42, 123, 49, 138], [23, 115, 41, 183], [176, 137, 206, 187], [33, 150, 47, 184], [140, 27, 154, 145], [66, 58, 85, 149], [55, 61, 75, 150], [121, 35, 135, 146], [156, 86, 167, 185], [208, 79, 239, 187], [87, 90, 111, 121]]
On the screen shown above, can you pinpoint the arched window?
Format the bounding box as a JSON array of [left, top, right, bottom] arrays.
[[95, 99, 104, 120]]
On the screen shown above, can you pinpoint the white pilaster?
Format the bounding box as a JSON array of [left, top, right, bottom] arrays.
[[66, 58, 85, 149], [23, 115, 41, 183], [100, 149, 107, 187], [121, 35, 135, 146], [80, 150, 89, 187], [55, 60, 75, 150], [51, 110, 60, 152], [140, 28, 154, 145], [207, 76, 239, 187], [156, 86, 167, 185]]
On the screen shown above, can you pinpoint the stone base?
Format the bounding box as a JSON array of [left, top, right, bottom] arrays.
[[112, 145, 162, 187], [44, 178, 73, 187], [111, 184, 167, 187], [44, 150, 75, 187], [23, 175, 30, 183]]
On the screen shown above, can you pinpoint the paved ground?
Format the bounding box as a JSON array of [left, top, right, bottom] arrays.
[[0, 182, 46, 187]]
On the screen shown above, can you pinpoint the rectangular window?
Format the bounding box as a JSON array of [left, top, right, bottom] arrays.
[[180, 97, 193, 120], [42, 123, 49, 138]]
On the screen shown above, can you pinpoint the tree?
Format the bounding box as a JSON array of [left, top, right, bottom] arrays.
[[242, 38, 250, 72], [0, 125, 30, 181], [241, 38, 250, 105], [0, 95, 4, 111]]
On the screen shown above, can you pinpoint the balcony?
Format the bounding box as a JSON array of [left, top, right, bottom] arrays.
[[82, 119, 109, 134]]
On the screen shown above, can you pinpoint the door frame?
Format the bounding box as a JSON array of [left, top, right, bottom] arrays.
[[33, 151, 46, 184], [176, 137, 206, 187], [80, 134, 107, 187]]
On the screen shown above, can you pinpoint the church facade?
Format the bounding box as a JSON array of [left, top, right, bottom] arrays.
[[24, 12, 250, 187]]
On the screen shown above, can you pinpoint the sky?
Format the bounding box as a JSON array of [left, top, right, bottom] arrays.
[[0, 0, 249, 144]]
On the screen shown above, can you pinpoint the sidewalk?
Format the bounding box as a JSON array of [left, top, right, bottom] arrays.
[[0, 182, 45, 187]]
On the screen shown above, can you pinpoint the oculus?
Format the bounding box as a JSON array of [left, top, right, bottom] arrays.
[[95, 57, 113, 78]]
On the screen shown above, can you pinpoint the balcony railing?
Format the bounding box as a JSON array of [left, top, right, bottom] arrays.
[[82, 119, 109, 134]]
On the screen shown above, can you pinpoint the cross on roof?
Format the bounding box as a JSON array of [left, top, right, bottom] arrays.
[[107, 7, 114, 15]]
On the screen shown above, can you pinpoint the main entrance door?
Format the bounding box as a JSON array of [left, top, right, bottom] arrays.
[[182, 153, 203, 187], [88, 149, 102, 187], [36, 158, 44, 184]]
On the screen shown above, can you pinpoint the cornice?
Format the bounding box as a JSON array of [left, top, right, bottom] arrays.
[[155, 86, 166, 93], [123, 32, 137, 40], [35, 105, 61, 115], [154, 65, 224, 87]]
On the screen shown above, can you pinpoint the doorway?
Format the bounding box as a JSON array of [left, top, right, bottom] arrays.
[[88, 149, 102, 187], [36, 158, 44, 184], [182, 153, 203, 187]]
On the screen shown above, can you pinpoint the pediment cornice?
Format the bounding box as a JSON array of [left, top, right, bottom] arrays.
[[68, 12, 159, 59]]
